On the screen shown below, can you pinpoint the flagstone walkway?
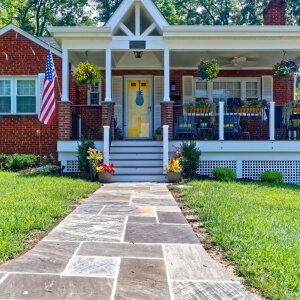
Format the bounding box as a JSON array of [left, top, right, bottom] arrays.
[[0, 183, 256, 300]]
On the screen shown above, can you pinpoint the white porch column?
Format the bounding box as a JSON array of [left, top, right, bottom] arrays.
[[163, 125, 169, 174], [219, 101, 224, 141], [61, 48, 69, 101], [103, 125, 110, 163], [269, 101, 275, 141], [163, 49, 170, 101], [105, 49, 112, 102]]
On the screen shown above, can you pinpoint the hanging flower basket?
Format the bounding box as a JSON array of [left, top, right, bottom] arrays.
[[197, 59, 219, 81], [274, 60, 298, 79], [73, 62, 102, 85]]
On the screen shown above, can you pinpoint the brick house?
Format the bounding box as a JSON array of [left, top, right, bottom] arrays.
[[1, 0, 300, 182]]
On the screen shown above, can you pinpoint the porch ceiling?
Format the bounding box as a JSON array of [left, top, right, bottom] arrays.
[[171, 50, 300, 69], [68, 50, 300, 70]]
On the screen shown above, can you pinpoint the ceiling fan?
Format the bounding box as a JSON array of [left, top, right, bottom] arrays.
[[217, 56, 258, 68]]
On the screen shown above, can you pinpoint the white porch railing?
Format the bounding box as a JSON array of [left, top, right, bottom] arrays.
[[163, 125, 169, 174], [269, 101, 275, 141], [103, 125, 110, 163]]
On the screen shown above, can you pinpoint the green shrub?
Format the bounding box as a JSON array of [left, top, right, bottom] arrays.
[[37, 165, 61, 174], [78, 136, 95, 172], [181, 142, 201, 176], [261, 170, 284, 184], [213, 167, 236, 182], [5, 154, 37, 170], [0, 153, 9, 169]]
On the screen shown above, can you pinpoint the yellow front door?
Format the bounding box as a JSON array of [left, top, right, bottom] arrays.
[[127, 79, 151, 139]]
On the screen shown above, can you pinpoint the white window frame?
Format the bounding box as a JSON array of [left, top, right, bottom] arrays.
[[87, 81, 102, 106], [0, 76, 38, 115], [193, 77, 261, 102]]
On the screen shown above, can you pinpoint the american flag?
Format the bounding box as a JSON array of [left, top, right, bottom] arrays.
[[39, 49, 57, 125]]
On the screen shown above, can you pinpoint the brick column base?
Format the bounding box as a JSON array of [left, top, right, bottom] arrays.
[[161, 101, 174, 140], [101, 102, 115, 139], [58, 101, 72, 140]]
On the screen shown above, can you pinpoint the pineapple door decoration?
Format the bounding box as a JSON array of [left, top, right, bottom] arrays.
[[135, 80, 144, 106]]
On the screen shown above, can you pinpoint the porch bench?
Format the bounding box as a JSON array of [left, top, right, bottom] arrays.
[[212, 114, 242, 138], [174, 116, 197, 139]]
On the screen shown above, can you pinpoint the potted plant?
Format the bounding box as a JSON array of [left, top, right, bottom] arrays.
[[166, 158, 182, 183], [87, 147, 104, 180], [155, 127, 162, 140], [96, 163, 115, 183], [197, 59, 219, 81], [185, 103, 195, 113], [248, 99, 262, 113], [292, 101, 300, 113], [274, 59, 298, 80], [73, 61, 102, 85]]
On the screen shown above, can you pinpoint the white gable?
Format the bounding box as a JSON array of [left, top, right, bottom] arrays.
[[105, 0, 169, 37]]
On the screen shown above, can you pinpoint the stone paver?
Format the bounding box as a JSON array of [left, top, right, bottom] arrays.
[[0, 183, 257, 299]]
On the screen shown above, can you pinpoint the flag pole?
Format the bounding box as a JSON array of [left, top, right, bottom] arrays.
[[48, 43, 62, 99]]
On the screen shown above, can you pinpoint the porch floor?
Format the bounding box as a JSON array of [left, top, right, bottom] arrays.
[[0, 183, 256, 299]]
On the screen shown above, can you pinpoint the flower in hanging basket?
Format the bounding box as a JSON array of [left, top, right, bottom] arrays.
[[274, 60, 299, 79], [73, 61, 102, 85], [197, 59, 219, 81]]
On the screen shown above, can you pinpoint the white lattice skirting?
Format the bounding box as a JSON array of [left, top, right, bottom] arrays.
[[198, 160, 300, 184]]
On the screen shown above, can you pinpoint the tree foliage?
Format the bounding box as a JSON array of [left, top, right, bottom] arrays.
[[95, 0, 300, 25], [1, 0, 300, 36], [0, 0, 93, 36]]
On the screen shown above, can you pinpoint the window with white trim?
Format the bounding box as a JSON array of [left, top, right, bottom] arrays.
[[246, 81, 258, 100], [213, 81, 241, 102], [88, 82, 101, 105], [192, 78, 261, 103], [0, 77, 37, 114], [0, 80, 11, 113], [17, 80, 36, 113], [195, 81, 208, 99]]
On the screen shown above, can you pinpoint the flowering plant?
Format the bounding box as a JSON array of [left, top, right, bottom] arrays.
[[166, 158, 182, 173], [96, 163, 115, 174], [87, 147, 104, 162], [274, 60, 298, 79], [172, 146, 183, 159], [87, 148, 104, 175], [197, 59, 219, 81], [73, 61, 102, 85]]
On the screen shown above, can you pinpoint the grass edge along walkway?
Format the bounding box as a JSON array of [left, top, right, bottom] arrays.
[[0, 171, 99, 262], [182, 180, 300, 300]]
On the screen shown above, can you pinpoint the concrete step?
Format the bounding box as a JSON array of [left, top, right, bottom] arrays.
[[112, 141, 163, 147], [112, 174, 167, 183], [115, 167, 164, 175], [113, 159, 163, 167], [110, 153, 163, 160], [110, 146, 163, 153]]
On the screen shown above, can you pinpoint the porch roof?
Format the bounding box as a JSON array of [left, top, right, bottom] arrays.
[[67, 49, 300, 70]]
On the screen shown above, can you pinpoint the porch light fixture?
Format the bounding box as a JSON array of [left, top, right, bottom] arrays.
[[170, 81, 177, 92], [133, 51, 143, 59]]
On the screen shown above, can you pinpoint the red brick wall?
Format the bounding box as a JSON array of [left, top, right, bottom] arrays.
[[0, 29, 61, 157], [69, 77, 104, 140], [274, 77, 294, 105], [263, 0, 286, 25]]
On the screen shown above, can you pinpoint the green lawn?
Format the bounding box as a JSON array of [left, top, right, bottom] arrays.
[[0, 171, 99, 262], [182, 180, 300, 300]]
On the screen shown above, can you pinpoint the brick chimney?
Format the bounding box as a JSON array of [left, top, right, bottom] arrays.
[[263, 0, 286, 25]]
